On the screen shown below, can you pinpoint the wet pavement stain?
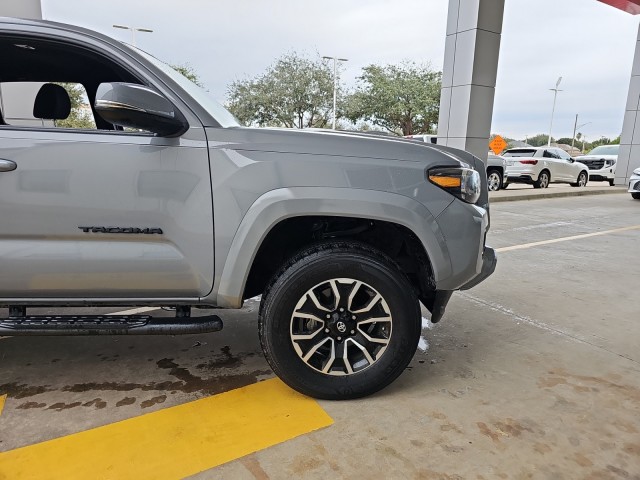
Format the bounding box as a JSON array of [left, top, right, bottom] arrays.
[[1, 356, 272, 406], [16, 401, 46, 410], [82, 398, 107, 409], [48, 401, 82, 411], [0, 383, 52, 399], [140, 395, 166, 409], [195, 346, 242, 370], [115, 397, 136, 407]]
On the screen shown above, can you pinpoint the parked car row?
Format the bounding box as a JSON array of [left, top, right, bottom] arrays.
[[404, 136, 627, 193]]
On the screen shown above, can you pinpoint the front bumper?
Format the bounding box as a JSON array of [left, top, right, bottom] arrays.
[[629, 174, 640, 193], [460, 246, 497, 290], [588, 167, 615, 182], [429, 246, 497, 323]]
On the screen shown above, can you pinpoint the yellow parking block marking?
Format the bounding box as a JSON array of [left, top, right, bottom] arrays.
[[496, 224, 640, 253], [0, 378, 333, 480], [0, 395, 6, 418]]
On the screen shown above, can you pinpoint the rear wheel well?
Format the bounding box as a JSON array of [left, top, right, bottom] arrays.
[[243, 216, 435, 306]]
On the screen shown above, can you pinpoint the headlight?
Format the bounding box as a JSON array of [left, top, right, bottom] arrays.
[[634, 167, 640, 176], [428, 167, 481, 204], [605, 159, 616, 167]]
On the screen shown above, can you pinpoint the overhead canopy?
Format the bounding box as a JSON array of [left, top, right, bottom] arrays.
[[598, 0, 640, 14]]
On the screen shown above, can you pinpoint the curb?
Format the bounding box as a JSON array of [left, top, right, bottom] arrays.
[[490, 188, 628, 203]]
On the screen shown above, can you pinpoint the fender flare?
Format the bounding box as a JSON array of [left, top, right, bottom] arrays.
[[210, 186, 452, 308]]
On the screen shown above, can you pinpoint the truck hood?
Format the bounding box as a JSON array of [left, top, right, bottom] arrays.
[[578, 154, 617, 161], [206, 126, 467, 165]]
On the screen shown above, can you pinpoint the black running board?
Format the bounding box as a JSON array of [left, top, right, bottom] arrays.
[[0, 314, 223, 336]]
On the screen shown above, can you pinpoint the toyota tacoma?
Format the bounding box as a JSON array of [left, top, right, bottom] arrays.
[[0, 18, 496, 399]]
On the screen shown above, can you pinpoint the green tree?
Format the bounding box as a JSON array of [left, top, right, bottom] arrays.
[[171, 64, 203, 87], [524, 133, 552, 147], [226, 52, 335, 129], [55, 83, 96, 129], [345, 62, 441, 136]]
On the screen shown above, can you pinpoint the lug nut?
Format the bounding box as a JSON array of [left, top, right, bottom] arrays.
[[352, 315, 356, 320], [325, 328, 330, 333], [350, 330, 355, 335], [326, 314, 331, 319], [337, 337, 342, 341], [339, 307, 344, 312]]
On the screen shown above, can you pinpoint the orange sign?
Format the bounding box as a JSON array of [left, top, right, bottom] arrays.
[[489, 135, 507, 155]]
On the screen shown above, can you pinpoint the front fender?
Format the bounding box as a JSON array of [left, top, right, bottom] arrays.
[[208, 186, 452, 308]]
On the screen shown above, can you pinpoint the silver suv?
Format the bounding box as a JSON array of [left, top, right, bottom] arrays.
[[0, 18, 496, 399]]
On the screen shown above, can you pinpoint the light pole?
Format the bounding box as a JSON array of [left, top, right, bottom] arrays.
[[547, 76, 563, 146], [571, 114, 591, 149], [113, 24, 153, 47], [322, 56, 348, 130]]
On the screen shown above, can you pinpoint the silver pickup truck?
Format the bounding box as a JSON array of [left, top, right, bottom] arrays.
[[0, 18, 496, 399]]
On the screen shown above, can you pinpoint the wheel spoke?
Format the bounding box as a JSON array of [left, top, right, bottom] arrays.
[[341, 341, 354, 374], [357, 325, 391, 345], [291, 327, 324, 342], [302, 337, 332, 362], [348, 338, 376, 366], [321, 341, 336, 373], [328, 279, 341, 310], [307, 290, 331, 312], [347, 280, 363, 311], [292, 311, 325, 323], [351, 293, 381, 314]]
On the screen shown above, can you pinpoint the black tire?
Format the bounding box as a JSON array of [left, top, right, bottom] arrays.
[[533, 170, 550, 189], [570, 171, 588, 187], [609, 179, 615, 187], [632, 192, 640, 200], [259, 241, 421, 400], [486, 168, 503, 192]]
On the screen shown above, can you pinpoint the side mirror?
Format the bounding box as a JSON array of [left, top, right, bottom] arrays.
[[95, 82, 188, 137]]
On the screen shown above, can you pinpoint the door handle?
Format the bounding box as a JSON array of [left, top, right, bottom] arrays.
[[0, 159, 17, 172]]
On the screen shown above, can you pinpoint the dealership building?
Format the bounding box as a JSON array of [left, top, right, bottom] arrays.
[[1, 0, 639, 185]]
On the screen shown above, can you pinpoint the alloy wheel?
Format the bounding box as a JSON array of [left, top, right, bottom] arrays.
[[290, 278, 392, 376]]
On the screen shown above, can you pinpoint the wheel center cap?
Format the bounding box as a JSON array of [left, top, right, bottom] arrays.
[[336, 321, 347, 333]]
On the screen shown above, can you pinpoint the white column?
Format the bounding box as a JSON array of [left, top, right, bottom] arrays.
[[616, 22, 640, 186], [437, 0, 505, 163], [0, 0, 43, 19]]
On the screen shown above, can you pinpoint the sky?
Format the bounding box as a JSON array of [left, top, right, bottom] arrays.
[[42, 0, 639, 141]]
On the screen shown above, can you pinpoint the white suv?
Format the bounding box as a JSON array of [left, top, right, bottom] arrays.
[[503, 147, 589, 189], [577, 144, 619, 186]]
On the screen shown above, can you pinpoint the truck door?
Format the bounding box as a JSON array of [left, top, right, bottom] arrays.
[[0, 34, 214, 300]]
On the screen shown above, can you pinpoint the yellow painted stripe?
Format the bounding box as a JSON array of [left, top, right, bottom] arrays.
[[0, 395, 6, 417], [496, 224, 640, 253], [0, 378, 333, 480]]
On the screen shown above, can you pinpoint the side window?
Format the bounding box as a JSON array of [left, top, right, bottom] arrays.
[[0, 35, 145, 133], [555, 149, 571, 160], [0, 82, 96, 129]]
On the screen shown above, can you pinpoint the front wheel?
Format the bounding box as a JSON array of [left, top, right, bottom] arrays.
[[259, 242, 421, 400], [632, 192, 640, 200], [571, 171, 588, 187], [487, 169, 503, 191], [609, 179, 615, 187]]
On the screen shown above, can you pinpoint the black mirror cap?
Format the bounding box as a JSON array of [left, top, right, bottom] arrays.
[[95, 82, 188, 137]]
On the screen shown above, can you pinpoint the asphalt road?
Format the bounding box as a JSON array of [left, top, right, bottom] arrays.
[[1, 193, 639, 479]]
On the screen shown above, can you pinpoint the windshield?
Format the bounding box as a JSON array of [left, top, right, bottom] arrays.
[[133, 47, 239, 128], [587, 145, 619, 156]]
